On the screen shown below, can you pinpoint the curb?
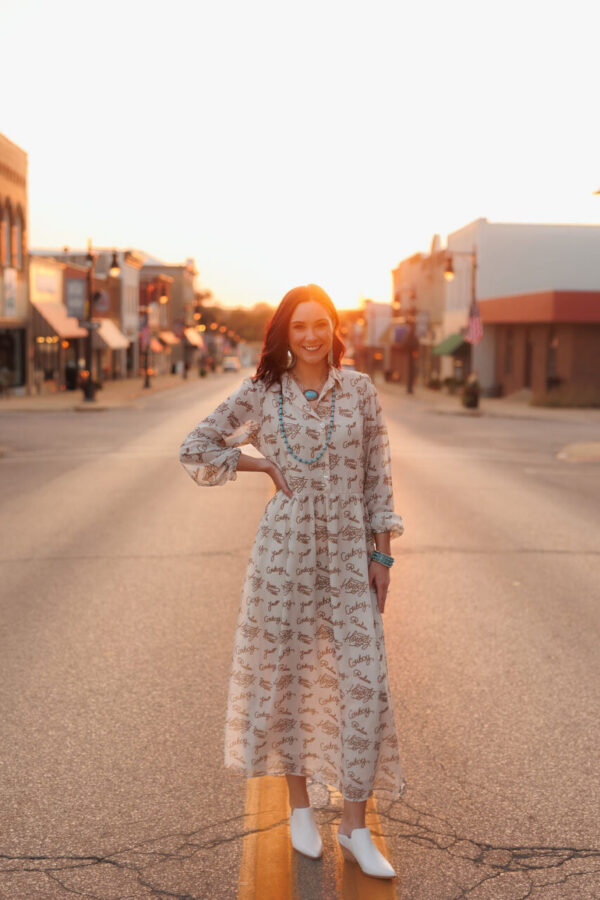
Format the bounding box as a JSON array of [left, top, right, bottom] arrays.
[[0, 375, 201, 413], [376, 382, 600, 424], [428, 407, 483, 418], [73, 404, 109, 412], [557, 442, 600, 462]]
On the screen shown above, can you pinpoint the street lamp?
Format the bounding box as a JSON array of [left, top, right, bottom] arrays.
[[109, 250, 120, 278], [139, 304, 152, 389], [406, 292, 419, 395], [444, 247, 476, 292], [393, 287, 419, 394], [82, 241, 120, 402], [443, 246, 477, 379]]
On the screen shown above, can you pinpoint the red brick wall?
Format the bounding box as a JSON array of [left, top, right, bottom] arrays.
[[571, 325, 600, 388], [530, 325, 549, 394], [494, 323, 592, 394]]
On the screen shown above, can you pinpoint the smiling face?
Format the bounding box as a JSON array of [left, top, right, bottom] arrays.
[[287, 300, 334, 368]]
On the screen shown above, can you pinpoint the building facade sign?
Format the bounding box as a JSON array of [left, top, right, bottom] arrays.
[[33, 266, 60, 300]]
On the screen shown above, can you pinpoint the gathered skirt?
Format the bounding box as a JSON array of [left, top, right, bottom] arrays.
[[223, 485, 407, 802]]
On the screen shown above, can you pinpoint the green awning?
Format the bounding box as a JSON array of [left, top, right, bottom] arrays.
[[431, 332, 466, 356]]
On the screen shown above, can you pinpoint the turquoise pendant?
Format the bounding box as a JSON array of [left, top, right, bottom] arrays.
[[304, 389, 319, 400]]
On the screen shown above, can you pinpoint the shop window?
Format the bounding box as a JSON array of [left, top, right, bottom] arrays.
[[505, 327, 513, 375], [0, 328, 26, 388], [14, 208, 23, 270], [524, 326, 533, 388], [2, 205, 12, 267], [546, 326, 560, 388]]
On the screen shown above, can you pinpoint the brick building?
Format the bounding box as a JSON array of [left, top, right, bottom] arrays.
[[0, 132, 29, 395], [481, 290, 600, 396]]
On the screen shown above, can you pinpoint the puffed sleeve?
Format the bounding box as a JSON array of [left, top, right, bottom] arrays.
[[362, 376, 405, 540], [179, 376, 263, 487]]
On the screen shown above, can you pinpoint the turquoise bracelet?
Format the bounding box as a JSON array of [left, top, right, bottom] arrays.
[[371, 549, 394, 568]]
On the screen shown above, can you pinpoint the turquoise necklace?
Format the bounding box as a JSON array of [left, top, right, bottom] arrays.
[[291, 370, 325, 401], [278, 383, 336, 464]]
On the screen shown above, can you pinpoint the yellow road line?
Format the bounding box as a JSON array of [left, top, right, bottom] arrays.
[[330, 788, 398, 900], [238, 775, 293, 900], [238, 776, 398, 899]]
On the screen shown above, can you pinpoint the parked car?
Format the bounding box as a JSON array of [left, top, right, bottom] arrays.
[[223, 355, 241, 372]]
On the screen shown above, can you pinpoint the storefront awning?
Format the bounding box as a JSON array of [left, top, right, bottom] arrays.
[[159, 330, 180, 345], [431, 332, 466, 356], [184, 327, 205, 349], [92, 318, 130, 351], [31, 301, 88, 338]]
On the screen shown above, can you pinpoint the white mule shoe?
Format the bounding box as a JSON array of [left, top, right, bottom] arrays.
[[337, 827, 396, 878], [289, 806, 323, 859]]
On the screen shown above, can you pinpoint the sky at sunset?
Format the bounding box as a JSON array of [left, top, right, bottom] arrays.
[[2, 0, 599, 308]]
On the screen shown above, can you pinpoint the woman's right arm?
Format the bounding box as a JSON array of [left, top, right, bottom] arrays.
[[178, 376, 292, 496]]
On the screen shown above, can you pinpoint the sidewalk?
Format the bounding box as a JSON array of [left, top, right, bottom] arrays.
[[375, 377, 600, 426], [3, 369, 600, 425], [0, 372, 202, 413]]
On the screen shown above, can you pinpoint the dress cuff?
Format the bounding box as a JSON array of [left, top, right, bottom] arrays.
[[368, 511, 405, 540], [190, 446, 242, 487]]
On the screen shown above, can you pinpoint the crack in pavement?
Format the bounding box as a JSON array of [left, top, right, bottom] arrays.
[[378, 798, 600, 898], [0, 814, 289, 900], [2, 801, 599, 899]]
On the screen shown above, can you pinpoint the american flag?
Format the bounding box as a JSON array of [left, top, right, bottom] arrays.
[[465, 297, 483, 345]]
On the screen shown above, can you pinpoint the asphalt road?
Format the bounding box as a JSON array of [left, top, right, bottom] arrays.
[[1, 372, 599, 900]]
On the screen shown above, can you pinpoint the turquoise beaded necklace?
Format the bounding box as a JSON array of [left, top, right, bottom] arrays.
[[278, 382, 336, 464]]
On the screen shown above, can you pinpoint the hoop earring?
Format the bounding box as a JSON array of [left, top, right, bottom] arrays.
[[283, 348, 296, 370]]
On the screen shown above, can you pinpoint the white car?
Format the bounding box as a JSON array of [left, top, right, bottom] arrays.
[[223, 356, 241, 372]]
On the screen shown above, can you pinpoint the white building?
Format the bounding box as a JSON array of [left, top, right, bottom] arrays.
[[441, 218, 600, 392]]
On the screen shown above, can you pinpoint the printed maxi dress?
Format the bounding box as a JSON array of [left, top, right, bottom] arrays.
[[179, 364, 407, 801]]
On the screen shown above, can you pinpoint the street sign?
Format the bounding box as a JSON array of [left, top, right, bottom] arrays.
[[78, 321, 101, 330]]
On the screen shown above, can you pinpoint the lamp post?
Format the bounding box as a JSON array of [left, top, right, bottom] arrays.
[[182, 319, 189, 380], [140, 278, 169, 386], [394, 287, 418, 393], [139, 304, 152, 388], [444, 246, 477, 295], [81, 241, 120, 402], [406, 294, 418, 394], [444, 246, 477, 379]]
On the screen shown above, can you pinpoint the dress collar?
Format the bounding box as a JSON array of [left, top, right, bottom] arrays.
[[279, 364, 343, 421]]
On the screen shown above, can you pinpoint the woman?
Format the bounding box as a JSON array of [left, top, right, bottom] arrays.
[[179, 284, 406, 879]]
